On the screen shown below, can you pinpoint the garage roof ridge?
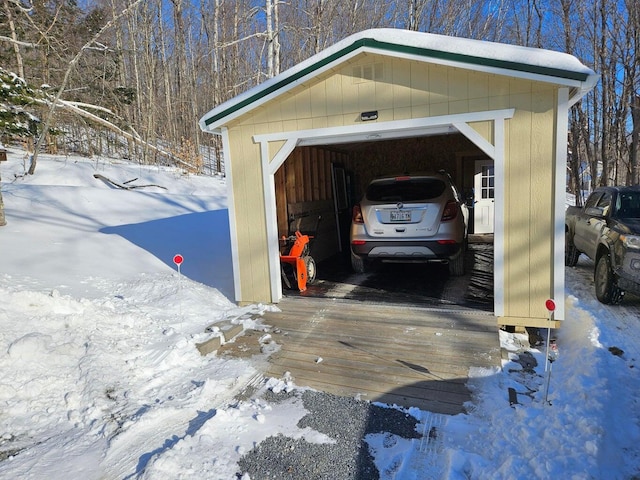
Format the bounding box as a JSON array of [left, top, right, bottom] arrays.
[[199, 29, 597, 132]]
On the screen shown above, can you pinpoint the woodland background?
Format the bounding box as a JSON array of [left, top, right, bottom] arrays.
[[0, 0, 639, 200]]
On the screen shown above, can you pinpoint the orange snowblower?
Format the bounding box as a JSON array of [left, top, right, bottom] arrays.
[[279, 217, 319, 292]]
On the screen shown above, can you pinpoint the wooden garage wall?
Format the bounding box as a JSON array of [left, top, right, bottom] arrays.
[[225, 51, 560, 323], [274, 146, 350, 262], [345, 134, 479, 197]]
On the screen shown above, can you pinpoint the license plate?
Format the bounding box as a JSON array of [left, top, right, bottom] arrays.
[[390, 210, 411, 222]]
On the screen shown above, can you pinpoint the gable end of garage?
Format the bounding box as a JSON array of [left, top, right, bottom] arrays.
[[201, 35, 594, 130]]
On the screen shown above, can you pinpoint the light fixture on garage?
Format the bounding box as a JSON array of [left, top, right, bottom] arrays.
[[360, 110, 378, 121]]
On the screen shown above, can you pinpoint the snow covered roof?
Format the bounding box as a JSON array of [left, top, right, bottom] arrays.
[[199, 28, 599, 133]]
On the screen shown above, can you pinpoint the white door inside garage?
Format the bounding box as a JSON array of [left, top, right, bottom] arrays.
[[474, 159, 495, 234]]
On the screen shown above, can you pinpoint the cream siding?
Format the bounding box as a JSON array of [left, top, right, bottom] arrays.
[[228, 126, 270, 302], [468, 71, 489, 99], [488, 75, 511, 103], [468, 120, 492, 144], [429, 64, 449, 105], [324, 72, 344, 118], [392, 58, 413, 110], [529, 89, 557, 319], [268, 140, 287, 163], [309, 80, 327, 118], [410, 61, 430, 106], [502, 87, 557, 324], [506, 97, 533, 320]]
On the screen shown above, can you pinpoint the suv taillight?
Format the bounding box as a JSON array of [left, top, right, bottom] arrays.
[[441, 200, 458, 221], [352, 204, 364, 224]]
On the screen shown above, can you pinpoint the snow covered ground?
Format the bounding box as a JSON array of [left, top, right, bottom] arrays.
[[0, 147, 639, 479]]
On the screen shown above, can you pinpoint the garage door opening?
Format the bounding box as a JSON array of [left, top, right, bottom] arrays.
[[274, 134, 494, 312]]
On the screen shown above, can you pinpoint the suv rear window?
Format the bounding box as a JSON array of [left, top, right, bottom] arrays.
[[366, 178, 446, 202]]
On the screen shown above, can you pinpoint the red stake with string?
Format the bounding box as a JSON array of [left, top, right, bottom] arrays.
[[173, 254, 184, 317], [173, 254, 184, 271], [543, 299, 556, 404], [173, 254, 184, 284]]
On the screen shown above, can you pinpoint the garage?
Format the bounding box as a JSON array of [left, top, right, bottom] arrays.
[[199, 28, 598, 328]]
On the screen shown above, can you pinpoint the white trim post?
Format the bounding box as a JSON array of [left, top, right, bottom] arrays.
[[221, 128, 243, 303], [258, 138, 299, 303], [554, 88, 570, 321], [493, 117, 506, 317]]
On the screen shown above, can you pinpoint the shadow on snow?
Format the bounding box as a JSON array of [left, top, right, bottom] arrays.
[[101, 210, 234, 299]]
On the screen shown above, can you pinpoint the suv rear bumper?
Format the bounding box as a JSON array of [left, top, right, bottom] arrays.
[[351, 240, 462, 260]]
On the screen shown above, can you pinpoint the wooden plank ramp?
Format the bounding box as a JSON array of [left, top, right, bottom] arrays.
[[256, 296, 500, 415]]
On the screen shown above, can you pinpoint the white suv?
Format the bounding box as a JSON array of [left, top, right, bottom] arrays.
[[350, 172, 469, 275]]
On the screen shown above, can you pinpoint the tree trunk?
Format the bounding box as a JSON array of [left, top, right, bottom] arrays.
[[266, 0, 275, 77], [632, 95, 640, 185], [2, 0, 25, 79], [0, 169, 6, 226]]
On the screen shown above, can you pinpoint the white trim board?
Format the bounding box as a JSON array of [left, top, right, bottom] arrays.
[[221, 128, 243, 303], [553, 88, 570, 321]]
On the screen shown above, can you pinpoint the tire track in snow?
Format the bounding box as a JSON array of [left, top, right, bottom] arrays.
[[100, 373, 264, 479]]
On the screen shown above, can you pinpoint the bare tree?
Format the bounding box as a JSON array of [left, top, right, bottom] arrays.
[[507, 0, 546, 47], [407, 0, 424, 31], [1, 0, 33, 78], [265, 0, 281, 77], [1, 0, 638, 190], [625, 0, 639, 184], [632, 94, 640, 185], [27, 0, 144, 174], [558, 0, 586, 201]]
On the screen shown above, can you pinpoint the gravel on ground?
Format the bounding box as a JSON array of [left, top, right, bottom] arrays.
[[237, 389, 421, 479]]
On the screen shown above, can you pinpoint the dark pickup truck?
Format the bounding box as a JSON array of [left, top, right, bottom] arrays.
[[565, 186, 640, 303]]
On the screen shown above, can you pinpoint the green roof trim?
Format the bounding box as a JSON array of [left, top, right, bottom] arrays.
[[203, 40, 364, 127], [370, 39, 591, 82], [203, 37, 590, 127]]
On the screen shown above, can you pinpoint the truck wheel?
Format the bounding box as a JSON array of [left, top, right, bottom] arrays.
[[565, 231, 580, 267], [595, 253, 623, 304], [304, 255, 317, 285], [351, 251, 365, 273]]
